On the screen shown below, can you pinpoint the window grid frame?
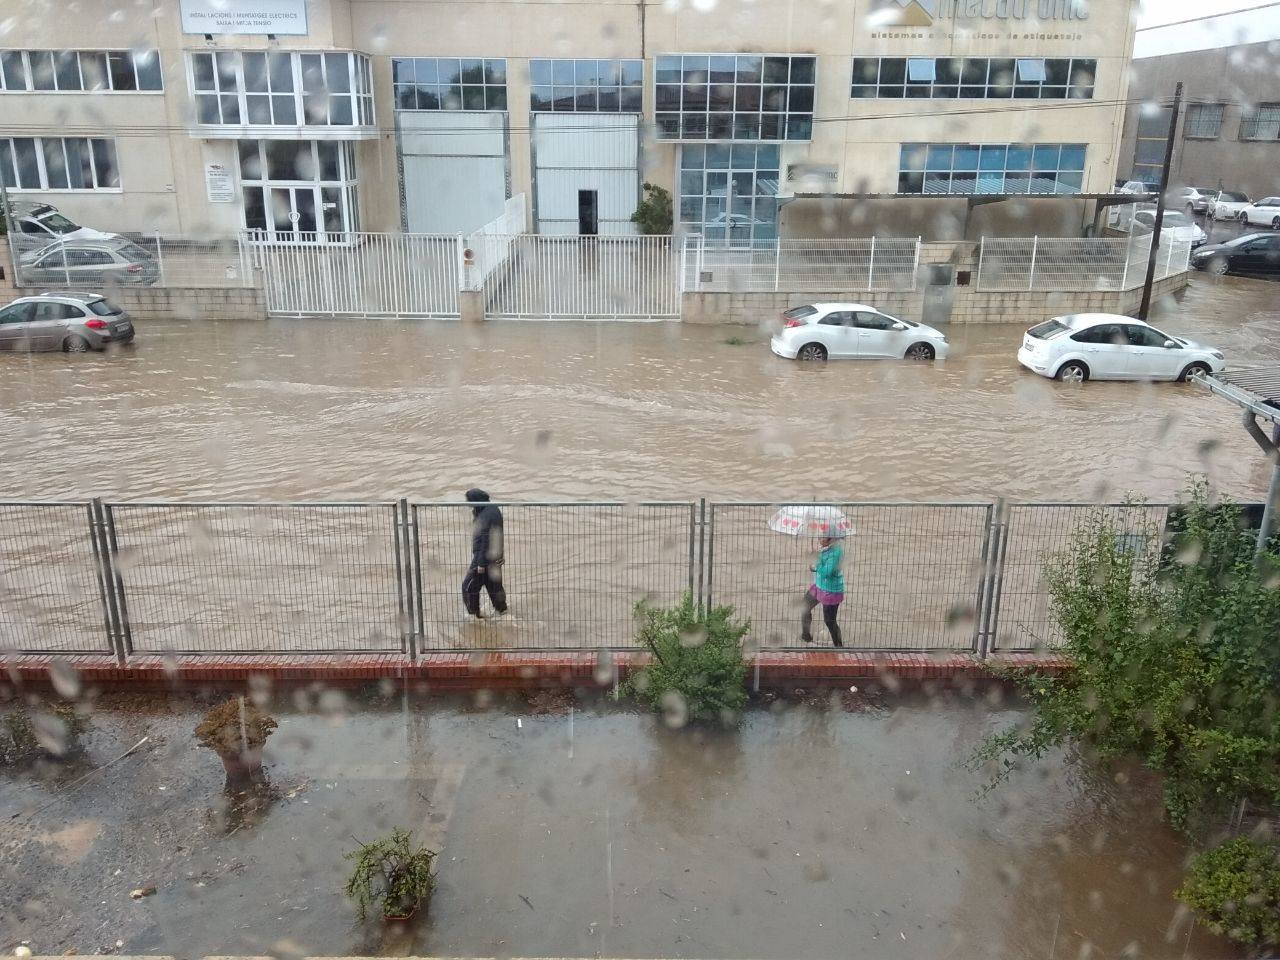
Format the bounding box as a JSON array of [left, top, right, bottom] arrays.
[[897, 141, 1087, 196], [390, 57, 509, 112], [0, 136, 121, 191], [678, 142, 782, 243], [851, 55, 1096, 100], [1183, 103, 1225, 140], [238, 139, 361, 237], [654, 53, 817, 143], [1239, 103, 1280, 142], [0, 48, 163, 93], [528, 58, 644, 113], [189, 50, 375, 129]]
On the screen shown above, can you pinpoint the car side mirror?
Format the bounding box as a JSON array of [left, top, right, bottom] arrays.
[[891, 321, 907, 331], [1163, 340, 1178, 349]]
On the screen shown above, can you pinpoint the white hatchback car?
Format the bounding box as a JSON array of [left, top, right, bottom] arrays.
[[1017, 314, 1225, 384], [1132, 208, 1207, 247], [1238, 197, 1280, 229], [770, 303, 949, 362], [1209, 191, 1251, 221]]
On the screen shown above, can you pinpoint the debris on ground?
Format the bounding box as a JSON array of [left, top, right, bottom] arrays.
[[129, 885, 156, 899]]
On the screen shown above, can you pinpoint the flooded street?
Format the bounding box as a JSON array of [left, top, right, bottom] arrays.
[[0, 692, 1234, 959], [0, 275, 1276, 503]]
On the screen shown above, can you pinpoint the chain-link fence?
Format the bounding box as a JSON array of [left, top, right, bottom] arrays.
[[8, 233, 253, 290], [3, 497, 1190, 658], [683, 236, 921, 293]]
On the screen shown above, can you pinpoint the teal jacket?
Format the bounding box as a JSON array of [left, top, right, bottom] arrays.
[[813, 543, 845, 594]]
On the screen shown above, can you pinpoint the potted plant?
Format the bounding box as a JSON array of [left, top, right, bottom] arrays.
[[344, 828, 436, 922], [194, 696, 277, 786]]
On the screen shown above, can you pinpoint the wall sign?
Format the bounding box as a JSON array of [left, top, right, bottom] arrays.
[[205, 162, 235, 203], [180, 0, 308, 36], [879, 0, 1088, 26]]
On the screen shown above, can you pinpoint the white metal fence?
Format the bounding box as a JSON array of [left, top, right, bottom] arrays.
[[482, 234, 680, 319], [8, 232, 253, 290], [976, 235, 1193, 292], [681, 236, 921, 293], [251, 231, 461, 317], [464, 195, 527, 290]]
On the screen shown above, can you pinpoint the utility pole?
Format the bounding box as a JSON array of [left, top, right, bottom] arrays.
[[1138, 81, 1183, 321]]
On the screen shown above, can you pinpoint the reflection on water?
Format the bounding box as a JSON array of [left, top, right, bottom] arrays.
[[0, 277, 1275, 503]]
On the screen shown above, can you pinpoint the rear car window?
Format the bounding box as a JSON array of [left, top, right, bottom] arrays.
[[115, 241, 152, 260], [782, 305, 818, 320], [87, 298, 123, 316], [1028, 319, 1069, 339], [1221, 192, 1247, 202]]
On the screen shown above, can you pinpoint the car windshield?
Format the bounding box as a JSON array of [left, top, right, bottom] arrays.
[[1220, 191, 1247, 202], [1160, 213, 1191, 226], [36, 212, 81, 234], [782, 305, 818, 320], [86, 298, 123, 316], [1028, 319, 1070, 338]]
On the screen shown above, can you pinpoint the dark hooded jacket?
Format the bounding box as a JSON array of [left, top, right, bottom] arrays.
[[465, 488, 504, 570]]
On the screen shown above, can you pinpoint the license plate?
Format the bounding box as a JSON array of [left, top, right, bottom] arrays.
[[1023, 337, 1034, 351]]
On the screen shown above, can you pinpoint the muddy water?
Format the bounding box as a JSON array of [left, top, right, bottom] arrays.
[[0, 692, 1234, 959], [0, 276, 1276, 502]]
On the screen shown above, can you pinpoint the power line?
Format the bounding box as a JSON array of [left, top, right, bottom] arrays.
[[1135, 0, 1280, 31]]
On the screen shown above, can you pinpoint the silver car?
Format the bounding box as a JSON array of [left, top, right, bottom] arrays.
[[18, 237, 160, 287], [0, 293, 136, 353]]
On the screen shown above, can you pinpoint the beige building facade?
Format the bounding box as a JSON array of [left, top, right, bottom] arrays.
[[0, 0, 1139, 243]]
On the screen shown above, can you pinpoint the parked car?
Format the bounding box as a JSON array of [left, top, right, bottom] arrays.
[[1209, 190, 1251, 221], [770, 303, 949, 362], [1171, 186, 1217, 216], [1190, 232, 1280, 278], [18, 238, 160, 287], [12, 203, 119, 244], [1132, 208, 1207, 247], [1237, 197, 1280, 229], [0, 293, 135, 353], [1017, 314, 1224, 384]]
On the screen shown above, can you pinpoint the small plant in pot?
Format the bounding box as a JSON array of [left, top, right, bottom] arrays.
[[344, 828, 436, 922], [194, 696, 277, 786]]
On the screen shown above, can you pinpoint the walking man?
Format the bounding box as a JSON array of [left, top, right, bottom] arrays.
[[462, 488, 507, 618]]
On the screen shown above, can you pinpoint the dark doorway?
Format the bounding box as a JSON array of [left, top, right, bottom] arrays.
[[577, 190, 598, 236]]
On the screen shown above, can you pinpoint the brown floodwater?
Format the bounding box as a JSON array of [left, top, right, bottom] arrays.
[[0, 274, 1276, 503], [0, 691, 1237, 959]]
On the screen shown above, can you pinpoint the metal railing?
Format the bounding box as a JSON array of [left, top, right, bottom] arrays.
[[976, 235, 1193, 292], [8, 233, 253, 291], [681, 236, 921, 293], [1, 497, 1186, 660]]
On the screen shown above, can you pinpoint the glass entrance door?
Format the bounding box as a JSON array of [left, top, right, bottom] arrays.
[[269, 186, 317, 240]]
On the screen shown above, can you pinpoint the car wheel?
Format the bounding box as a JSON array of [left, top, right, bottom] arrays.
[[1272, 217, 1280, 230], [905, 342, 935, 361], [1055, 360, 1088, 384], [1209, 258, 1230, 276], [1180, 362, 1212, 382], [796, 343, 827, 362], [63, 335, 90, 353], [1185, 204, 1195, 218], [1239, 212, 1249, 224]]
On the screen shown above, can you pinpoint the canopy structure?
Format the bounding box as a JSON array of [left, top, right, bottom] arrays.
[[1196, 366, 1280, 555]]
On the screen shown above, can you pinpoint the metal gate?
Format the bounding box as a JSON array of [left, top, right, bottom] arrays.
[[483, 235, 680, 319]]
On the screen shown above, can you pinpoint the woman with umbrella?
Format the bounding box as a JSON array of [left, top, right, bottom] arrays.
[[768, 505, 850, 647]]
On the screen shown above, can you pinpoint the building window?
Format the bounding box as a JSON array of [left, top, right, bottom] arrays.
[[529, 59, 642, 112], [390, 58, 507, 110], [897, 142, 1086, 195], [1239, 103, 1280, 142], [1183, 103, 1225, 140], [852, 56, 1095, 100], [238, 140, 359, 241], [0, 136, 120, 190], [0, 49, 162, 92], [655, 54, 816, 142], [1131, 105, 1171, 185], [190, 51, 374, 127], [679, 143, 780, 243]]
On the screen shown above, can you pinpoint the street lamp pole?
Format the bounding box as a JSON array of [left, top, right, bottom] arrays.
[[1137, 81, 1183, 321]]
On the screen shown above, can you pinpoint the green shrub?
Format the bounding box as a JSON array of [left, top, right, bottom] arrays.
[[970, 482, 1280, 830], [630, 182, 673, 235], [344, 828, 436, 921], [1177, 836, 1280, 947], [624, 592, 749, 726]]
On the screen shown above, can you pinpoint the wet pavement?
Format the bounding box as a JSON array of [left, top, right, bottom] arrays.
[[0, 274, 1276, 504], [0, 690, 1235, 959]]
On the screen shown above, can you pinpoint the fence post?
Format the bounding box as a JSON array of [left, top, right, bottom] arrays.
[[980, 499, 1012, 656], [392, 498, 416, 659], [973, 501, 999, 658], [455, 234, 468, 292], [705, 501, 715, 611], [867, 236, 877, 290], [90, 500, 132, 663], [696, 498, 707, 612], [152, 232, 166, 286], [773, 239, 781, 292], [912, 237, 921, 291], [695, 234, 705, 292], [1027, 235, 1038, 291], [679, 234, 689, 294], [1121, 233, 1132, 289], [87, 500, 123, 664]]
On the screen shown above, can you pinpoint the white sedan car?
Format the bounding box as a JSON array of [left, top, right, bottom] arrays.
[[770, 303, 949, 362], [1209, 191, 1251, 221], [1132, 209, 1207, 247], [1238, 197, 1280, 229], [1017, 313, 1225, 384]]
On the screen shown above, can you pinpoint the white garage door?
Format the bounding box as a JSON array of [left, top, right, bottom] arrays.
[[400, 112, 508, 234], [533, 114, 638, 235]]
